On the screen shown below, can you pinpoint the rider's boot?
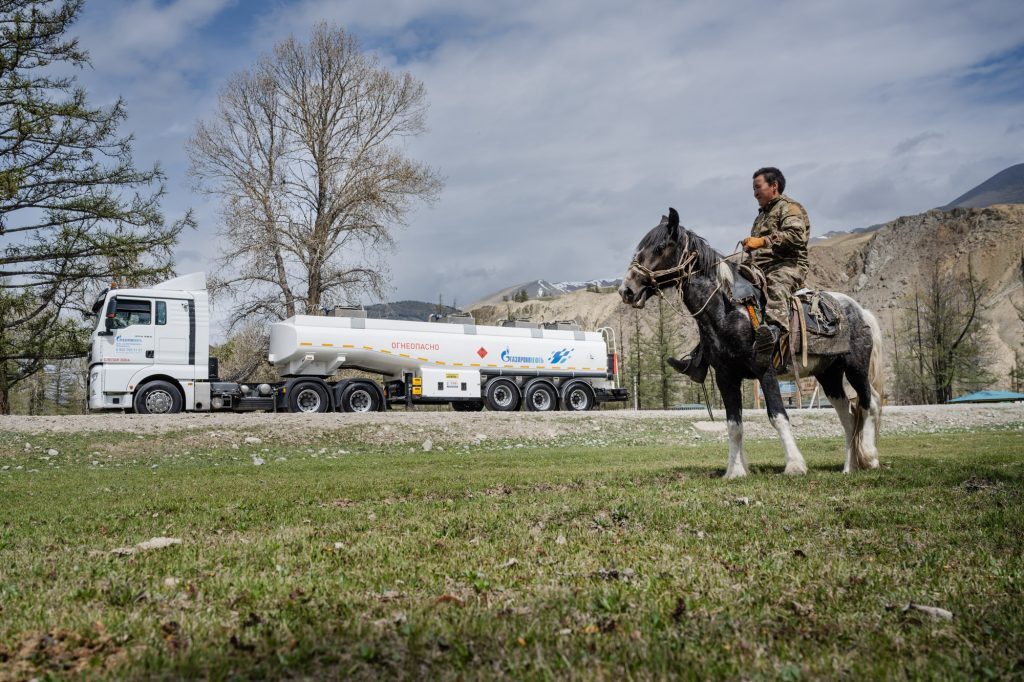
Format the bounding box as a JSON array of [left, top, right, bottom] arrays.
[[667, 343, 709, 383], [752, 324, 781, 373]]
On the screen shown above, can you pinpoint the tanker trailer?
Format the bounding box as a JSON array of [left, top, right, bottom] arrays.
[[87, 272, 626, 414]]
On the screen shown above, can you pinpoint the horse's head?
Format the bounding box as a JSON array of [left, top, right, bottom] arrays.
[[618, 207, 688, 309]]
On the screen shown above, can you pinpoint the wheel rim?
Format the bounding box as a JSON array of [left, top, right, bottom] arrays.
[[145, 389, 174, 414], [568, 388, 589, 410], [493, 385, 513, 408], [531, 388, 553, 411], [348, 389, 373, 412], [295, 388, 323, 412]]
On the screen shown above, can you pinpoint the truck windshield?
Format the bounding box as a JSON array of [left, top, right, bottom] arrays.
[[109, 299, 152, 329]]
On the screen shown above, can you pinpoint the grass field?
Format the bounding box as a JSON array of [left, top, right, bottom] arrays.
[[1, 423, 1022, 679]]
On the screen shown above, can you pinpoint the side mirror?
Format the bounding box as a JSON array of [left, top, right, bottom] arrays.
[[99, 298, 118, 336]]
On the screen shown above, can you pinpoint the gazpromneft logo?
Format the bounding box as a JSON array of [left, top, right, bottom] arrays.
[[548, 348, 574, 364], [500, 347, 544, 364]]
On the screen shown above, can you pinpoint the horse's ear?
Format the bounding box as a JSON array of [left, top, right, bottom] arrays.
[[667, 207, 680, 237]]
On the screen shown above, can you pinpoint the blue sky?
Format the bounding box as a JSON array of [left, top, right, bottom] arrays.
[[69, 0, 1024, 313]]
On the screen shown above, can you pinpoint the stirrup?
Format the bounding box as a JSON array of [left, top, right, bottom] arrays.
[[752, 325, 779, 372], [667, 355, 707, 383]]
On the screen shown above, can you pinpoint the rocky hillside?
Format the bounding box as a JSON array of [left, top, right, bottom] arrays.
[[470, 288, 628, 332], [806, 204, 1024, 385], [468, 205, 1024, 390]]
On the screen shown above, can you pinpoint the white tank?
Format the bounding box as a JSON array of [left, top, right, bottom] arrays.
[[267, 316, 611, 379]]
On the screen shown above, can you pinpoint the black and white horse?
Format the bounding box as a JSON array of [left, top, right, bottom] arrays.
[[619, 209, 883, 478]]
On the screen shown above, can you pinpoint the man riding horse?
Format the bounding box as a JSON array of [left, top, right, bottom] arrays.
[[669, 166, 809, 377]]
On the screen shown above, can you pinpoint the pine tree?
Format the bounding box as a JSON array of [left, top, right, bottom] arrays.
[[0, 0, 191, 413]]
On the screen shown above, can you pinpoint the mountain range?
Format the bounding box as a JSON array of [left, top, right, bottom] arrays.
[[809, 164, 1024, 243], [471, 279, 623, 307], [943, 163, 1024, 209], [364, 300, 460, 321]]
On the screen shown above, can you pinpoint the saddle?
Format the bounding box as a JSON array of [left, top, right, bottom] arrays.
[[730, 263, 767, 311], [789, 289, 850, 363], [731, 266, 850, 370]]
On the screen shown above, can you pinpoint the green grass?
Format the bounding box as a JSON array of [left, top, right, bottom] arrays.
[[1, 426, 1022, 679]]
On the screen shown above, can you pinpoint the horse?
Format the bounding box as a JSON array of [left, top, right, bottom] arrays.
[[618, 208, 883, 478]]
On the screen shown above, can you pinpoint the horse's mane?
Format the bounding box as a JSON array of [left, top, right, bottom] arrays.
[[683, 229, 725, 279]]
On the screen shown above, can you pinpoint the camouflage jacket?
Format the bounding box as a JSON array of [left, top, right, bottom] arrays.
[[749, 194, 810, 275]]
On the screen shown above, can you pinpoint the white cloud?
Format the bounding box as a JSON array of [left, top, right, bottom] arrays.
[[69, 0, 1024, 307], [77, 0, 235, 73]]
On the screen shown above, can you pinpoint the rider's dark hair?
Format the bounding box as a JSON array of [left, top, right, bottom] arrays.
[[753, 167, 785, 194]]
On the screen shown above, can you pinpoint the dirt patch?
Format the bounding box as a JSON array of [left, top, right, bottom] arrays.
[[0, 625, 127, 680]]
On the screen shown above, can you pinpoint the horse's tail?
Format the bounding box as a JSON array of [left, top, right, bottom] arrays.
[[850, 306, 883, 470], [864, 307, 884, 432]]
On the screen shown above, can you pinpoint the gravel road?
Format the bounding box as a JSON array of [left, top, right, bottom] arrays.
[[1, 403, 1021, 447]]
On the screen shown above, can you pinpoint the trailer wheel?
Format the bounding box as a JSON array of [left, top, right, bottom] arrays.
[[561, 381, 596, 412], [485, 378, 521, 412], [289, 381, 331, 413], [134, 380, 183, 415], [451, 400, 484, 412], [524, 381, 559, 412], [340, 382, 380, 413]]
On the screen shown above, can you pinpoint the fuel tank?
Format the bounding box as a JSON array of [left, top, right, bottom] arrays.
[[267, 316, 609, 379]]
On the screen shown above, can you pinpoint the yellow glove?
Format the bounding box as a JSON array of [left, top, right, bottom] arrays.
[[743, 236, 767, 251]]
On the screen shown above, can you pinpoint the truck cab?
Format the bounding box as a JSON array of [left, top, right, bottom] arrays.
[[88, 273, 211, 412]]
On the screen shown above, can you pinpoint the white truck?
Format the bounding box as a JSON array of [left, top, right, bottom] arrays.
[[87, 273, 626, 414]]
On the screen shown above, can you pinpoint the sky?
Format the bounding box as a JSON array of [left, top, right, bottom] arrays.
[[69, 0, 1024, 311]]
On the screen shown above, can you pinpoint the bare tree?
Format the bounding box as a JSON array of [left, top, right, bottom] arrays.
[[892, 256, 993, 403], [187, 23, 442, 328], [1014, 249, 1024, 326], [1012, 250, 1024, 392]]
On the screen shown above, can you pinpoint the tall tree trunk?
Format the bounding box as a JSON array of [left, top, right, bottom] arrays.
[[657, 297, 670, 410], [632, 309, 643, 410], [0, 363, 10, 415]]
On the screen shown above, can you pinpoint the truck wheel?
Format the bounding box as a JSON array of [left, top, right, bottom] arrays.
[[485, 378, 521, 412], [524, 381, 558, 412], [452, 400, 484, 412], [340, 382, 379, 413], [289, 381, 331, 413], [561, 381, 595, 412], [134, 381, 183, 415]]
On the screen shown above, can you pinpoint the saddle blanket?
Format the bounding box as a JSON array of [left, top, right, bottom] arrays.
[[789, 290, 850, 357]]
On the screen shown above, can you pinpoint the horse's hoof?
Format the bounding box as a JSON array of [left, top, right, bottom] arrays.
[[723, 469, 748, 480], [784, 464, 807, 476]]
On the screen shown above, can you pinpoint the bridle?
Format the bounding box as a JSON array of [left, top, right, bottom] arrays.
[[627, 230, 743, 318], [627, 232, 698, 294]]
